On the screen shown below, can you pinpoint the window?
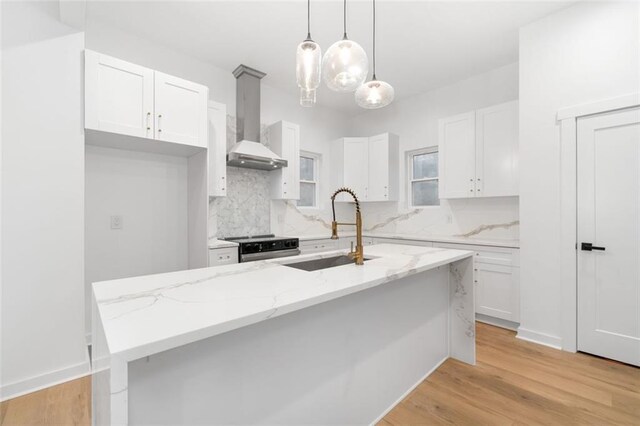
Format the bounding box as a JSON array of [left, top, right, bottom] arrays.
[[298, 152, 320, 208], [408, 148, 439, 207]]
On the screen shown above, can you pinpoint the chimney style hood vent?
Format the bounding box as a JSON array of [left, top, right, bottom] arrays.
[[227, 65, 287, 171]]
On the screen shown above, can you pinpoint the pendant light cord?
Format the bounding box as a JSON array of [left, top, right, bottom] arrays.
[[372, 0, 376, 79], [343, 0, 347, 39], [307, 0, 311, 39]]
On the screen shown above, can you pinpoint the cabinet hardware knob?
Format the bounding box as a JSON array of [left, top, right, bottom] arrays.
[[470, 189, 473, 192], [470, 179, 473, 181]]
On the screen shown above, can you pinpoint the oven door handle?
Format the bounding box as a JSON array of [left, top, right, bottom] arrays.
[[240, 248, 301, 262]]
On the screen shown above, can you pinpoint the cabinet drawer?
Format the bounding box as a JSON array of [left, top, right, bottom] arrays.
[[209, 247, 239, 266], [299, 239, 340, 254], [434, 243, 515, 266]]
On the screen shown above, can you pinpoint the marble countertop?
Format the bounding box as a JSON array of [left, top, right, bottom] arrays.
[[208, 239, 239, 249], [93, 244, 473, 361], [293, 232, 519, 249]]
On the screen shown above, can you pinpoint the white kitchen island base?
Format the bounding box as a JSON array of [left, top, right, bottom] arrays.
[[92, 245, 474, 425]]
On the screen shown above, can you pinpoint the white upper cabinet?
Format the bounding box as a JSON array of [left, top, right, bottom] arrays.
[[439, 101, 518, 199], [154, 72, 208, 148], [269, 121, 300, 200], [343, 137, 369, 200], [85, 50, 208, 149], [332, 137, 369, 202], [331, 134, 399, 202], [439, 112, 476, 198], [208, 101, 227, 197], [368, 133, 399, 202], [475, 101, 519, 197], [85, 50, 154, 139]]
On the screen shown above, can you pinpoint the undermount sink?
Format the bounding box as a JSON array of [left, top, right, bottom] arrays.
[[284, 255, 370, 272]]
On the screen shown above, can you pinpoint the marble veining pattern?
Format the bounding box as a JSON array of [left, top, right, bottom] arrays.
[[272, 197, 520, 245], [450, 261, 475, 338], [93, 244, 474, 361], [454, 220, 520, 238]]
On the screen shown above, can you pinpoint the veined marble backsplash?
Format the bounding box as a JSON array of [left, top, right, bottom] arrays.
[[210, 115, 272, 239], [270, 197, 519, 241]]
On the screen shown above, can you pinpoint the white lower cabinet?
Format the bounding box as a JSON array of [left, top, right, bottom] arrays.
[[434, 242, 520, 325], [208, 247, 239, 267]]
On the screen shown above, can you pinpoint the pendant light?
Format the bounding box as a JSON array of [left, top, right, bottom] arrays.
[[355, 0, 394, 109], [322, 0, 368, 92], [296, 0, 322, 107]]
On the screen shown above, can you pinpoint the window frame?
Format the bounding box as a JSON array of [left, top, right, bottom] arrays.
[[297, 151, 321, 209], [407, 147, 440, 209]]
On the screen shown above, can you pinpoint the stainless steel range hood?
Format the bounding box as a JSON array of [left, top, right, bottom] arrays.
[[227, 65, 287, 170]]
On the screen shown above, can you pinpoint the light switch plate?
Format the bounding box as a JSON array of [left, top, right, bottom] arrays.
[[110, 215, 123, 230]]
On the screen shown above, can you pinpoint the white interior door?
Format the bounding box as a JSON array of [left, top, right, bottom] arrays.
[[577, 107, 640, 366], [154, 72, 208, 147]]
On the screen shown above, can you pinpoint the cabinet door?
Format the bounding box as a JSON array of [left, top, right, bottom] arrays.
[[154, 72, 208, 147], [475, 263, 519, 322], [208, 101, 227, 197], [368, 134, 389, 201], [439, 112, 476, 198], [476, 101, 518, 197], [85, 50, 154, 138], [281, 122, 300, 200], [342, 138, 369, 201]]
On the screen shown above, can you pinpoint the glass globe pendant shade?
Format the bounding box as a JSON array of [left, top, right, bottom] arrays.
[[296, 39, 322, 107], [322, 38, 368, 92], [355, 79, 394, 109]]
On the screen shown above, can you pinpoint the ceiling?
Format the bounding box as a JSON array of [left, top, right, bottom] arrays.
[[83, 0, 573, 114]]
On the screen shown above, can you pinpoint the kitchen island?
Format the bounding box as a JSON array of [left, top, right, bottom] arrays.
[[92, 244, 475, 425]]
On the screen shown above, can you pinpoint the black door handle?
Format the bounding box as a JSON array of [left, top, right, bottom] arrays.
[[581, 242, 606, 251]]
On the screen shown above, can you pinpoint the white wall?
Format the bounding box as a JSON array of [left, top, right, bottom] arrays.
[[1, 1, 89, 400], [339, 63, 521, 240], [85, 145, 189, 333], [519, 1, 640, 348]]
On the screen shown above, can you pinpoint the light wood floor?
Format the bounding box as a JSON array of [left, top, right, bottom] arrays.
[[1, 323, 638, 425], [381, 323, 640, 425]]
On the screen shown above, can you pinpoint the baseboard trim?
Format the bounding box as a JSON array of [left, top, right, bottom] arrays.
[[370, 356, 448, 425], [0, 359, 91, 402], [516, 327, 562, 350], [476, 314, 519, 331]]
